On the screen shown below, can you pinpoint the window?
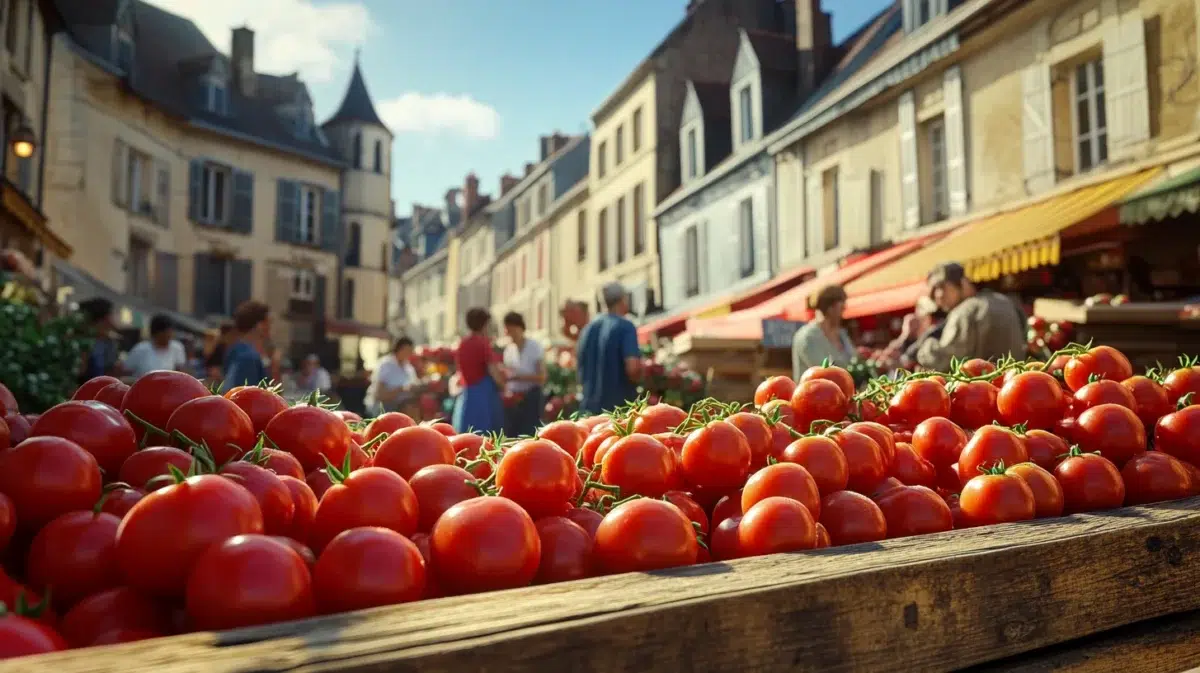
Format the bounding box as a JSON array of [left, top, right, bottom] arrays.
[[126, 150, 149, 215], [738, 198, 754, 277], [292, 269, 316, 300], [537, 236, 545, 280], [352, 132, 362, 169], [203, 77, 229, 116], [297, 185, 319, 244], [684, 226, 700, 298], [686, 128, 698, 179], [4, 0, 18, 56], [918, 0, 932, 25], [822, 167, 840, 252], [598, 207, 609, 271], [597, 141, 607, 179], [519, 252, 527, 290], [1074, 59, 1108, 173], [199, 163, 230, 224], [738, 85, 753, 143], [293, 109, 312, 138], [633, 183, 645, 256], [616, 196, 627, 265], [632, 108, 643, 152], [928, 118, 949, 222], [114, 27, 134, 74], [373, 140, 383, 173], [345, 222, 362, 267], [537, 183, 548, 216], [341, 278, 355, 319], [127, 236, 151, 300], [615, 125, 624, 165], [576, 210, 587, 261]]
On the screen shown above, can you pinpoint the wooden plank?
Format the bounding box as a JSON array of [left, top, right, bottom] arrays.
[[11, 499, 1200, 673]]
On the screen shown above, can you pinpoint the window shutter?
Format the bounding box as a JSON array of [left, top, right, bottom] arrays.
[[154, 251, 178, 310], [898, 90, 920, 229], [315, 274, 328, 318], [320, 189, 342, 251], [154, 160, 170, 226], [1103, 16, 1150, 158], [229, 259, 253, 313], [275, 179, 298, 242], [943, 66, 969, 216], [112, 139, 128, 207], [806, 172, 823, 256], [697, 219, 710, 296], [187, 159, 202, 222], [869, 169, 885, 246], [192, 253, 210, 316], [231, 170, 254, 234], [1022, 62, 1055, 194]]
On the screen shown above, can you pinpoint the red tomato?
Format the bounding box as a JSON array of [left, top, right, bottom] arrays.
[[949, 381, 999, 429], [759, 399, 797, 428], [308, 466, 419, 553], [30, 401, 138, 476], [495, 439, 576, 518], [185, 534, 314, 629], [1163, 366, 1200, 405], [0, 612, 67, 659], [819, 490, 887, 546], [632, 403, 688, 435], [1122, 376, 1172, 429], [93, 382, 130, 410], [997, 371, 1065, 430], [1022, 429, 1069, 471], [313, 527, 425, 613], [742, 462, 821, 519], [121, 371, 210, 443], [875, 485, 954, 538], [958, 359, 996, 378], [769, 422, 794, 461], [869, 476, 907, 501], [1054, 450, 1125, 514], [814, 523, 831, 548], [911, 416, 968, 467], [1121, 452, 1192, 506], [844, 421, 897, 471], [59, 586, 171, 648], [115, 474, 264, 599], [305, 469, 335, 500], [564, 506, 603, 538], [265, 406, 352, 473], [533, 516, 593, 584], [225, 386, 289, 434], [26, 511, 121, 610], [1071, 379, 1137, 414], [680, 420, 752, 493], [790, 379, 849, 433], [956, 425, 1029, 484], [426, 421, 457, 437], [259, 448, 306, 480], [408, 464, 479, 532], [373, 425, 456, 480], [73, 376, 121, 401], [334, 410, 362, 424], [1154, 406, 1200, 467], [662, 491, 709, 536], [1006, 462, 1064, 518], [220, 462, 295, 536], [1073, 403, 1146, 468], [362, 412, 417, 442], [958, 471, 1035, 526], [654, 432, 686, 456], [1063, 346, 1134, 392], [890, 442, 937, 487], [738, 496, 816, 556], [0, 494, 14, 553], [779, 435, 849, 495], [888, 379, 951, 427], [755, 376, 796, 407], [431, 497, 540, 594], [1187, 463, 1200, 497], [537, 420, 586, 458], [118, 446, 194, 491], [600, 434, 679, 499], [799, 365, 855, 400], [451, 433, 495, 478], [830, 429, 887, 494], [710, 490, 744, 527], [0, 417, 7, 451], [592, 499, 698, 573], [277, 475, 318, 542], [0, 436, 102, 530], [726, 412, 775, 469], [709, 516, 742, 561], [163, 396, 256, 466]]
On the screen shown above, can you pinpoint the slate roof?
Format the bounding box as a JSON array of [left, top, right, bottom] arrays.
[[744, 30, 798, 76], [690, 80, 732, 172], [323, 60, 389, 131], [55, 0, 343, 166]]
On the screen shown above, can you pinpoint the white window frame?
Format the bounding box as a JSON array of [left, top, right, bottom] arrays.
[[199, 162, 230, 225], [1072, 58, 1108, 174], [297, 185, 320, 244], [928, 118, 949, 223], [684, 224, 700, 298], [203, 75, 229, 115], [127, 151, 144, 214], [113, 27, 134, 73], [292, 269, 316, 300], [738, 198, 754, 278], [686, 127, 698, 180], [738, 85, 753, 143]]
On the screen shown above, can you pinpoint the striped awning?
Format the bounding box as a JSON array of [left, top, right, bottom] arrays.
[[1120, 165, 1200, 226]]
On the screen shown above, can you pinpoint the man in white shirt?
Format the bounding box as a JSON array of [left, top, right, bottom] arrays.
[[124, 314, 188, 380], [366, 337, 419, 415], [502, 312, 546, 436]]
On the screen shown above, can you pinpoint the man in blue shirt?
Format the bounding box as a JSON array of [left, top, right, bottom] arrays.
[[576, 282, 642, 415], [221, 300, 272, 393]]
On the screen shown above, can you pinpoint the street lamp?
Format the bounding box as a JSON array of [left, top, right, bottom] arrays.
[[11, 124, 36, 159]]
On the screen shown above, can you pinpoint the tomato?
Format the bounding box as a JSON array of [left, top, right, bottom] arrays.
[[59, 586, 171, 648], [533, 516, 593, 584], [30, 401, 138, 476], [0, 417, 7, 451], [800, 365, 855, 400], [742, 462, 821, 519], [115, 474, 264, 599], [890, 442, 937, 487], [118, 446, 194, 490], [537, 420, 586, 458], [277, 475, 318, 542], [362, 412, 417, 442], [309, 466, 419, 553], [334, 410, 362, 424], [270, 536, 317, 567], [1072, 379, 1137, 415], [600, 434, 679, 499], [759, 399, 797, 428], [888, 379, 951, 427], [372, 425, 457, 481], [869, 476, 906, 501], [1186, 462, 1200, 497], [313, 527, 425, 613], [26, 511, 121, 610], [220, 462, 295, 536], [709, 515, 742, 561], [0, 436, 102, 530], [451, 433, 495, 478], [162, 396, 254, 466], [431, 497, 540, 594], [738, 496, 817, 556], [578, 415, 610, 433], [1122, 376, 1172, 428], [830, 429, 887, 494], [875, 485, 954, 538], [997, 371, 1065, 430], [680, 420, 752, 493], [769, 422, 793, 461], [1163, 366, 1200, 405], [0, 494, 13, 553], [958, 359, 996, 378], [93, 382, 130, 410], [564, 506, 603, 538], [819, 491, 887, 546], [426, 421, 457, 437], [911, 416, 968, 467], [73, 376, 121, 401], [1054, 450, 1125, 514], [632, 404, 688, 435], [814, 523, 831, 548], [1154, 406, 1200, 467], [265, 406, 352, 473], [999, 463, 1062, 518], [1121, 452, 1192, 506], [1064, 346, 1134, 392], [777, 435, 848, 495], [662, 491, 709, 535], [653, 431, 686, 456], [1073, 403, 1146, 468], [185, 534, 314, 630], [958, 471, 1035, 526], [790, 379, 849, 433], [409, 464, 479, 532], [305, 469, 335, 500], [0, 612, 66, 659], [255, 448, 305, 480], [956, 425, 1029, 484], [949, 380, 999, 429], [494, 439, 576, 518], [224, 386, 289, 435], [592, 499, 698, 573], [1021, 429, 1069, 471], [844, 421, 897, 471], [726, 412, 775, 469], [710, 490, 744, 527], [121, 371, 210, 443], [755, 376, 796, 407]]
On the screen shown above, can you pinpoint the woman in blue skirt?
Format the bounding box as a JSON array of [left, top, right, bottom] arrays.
[[451, 307, 505, 434]]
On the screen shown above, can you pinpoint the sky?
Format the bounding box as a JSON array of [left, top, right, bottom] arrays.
[[144, 0, 894, 216]]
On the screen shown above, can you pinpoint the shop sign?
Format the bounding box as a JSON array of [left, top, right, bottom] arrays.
[[761, 319, 805, 350]]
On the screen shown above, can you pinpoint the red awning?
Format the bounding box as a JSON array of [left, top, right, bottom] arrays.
[[843, 281, 929, 319]]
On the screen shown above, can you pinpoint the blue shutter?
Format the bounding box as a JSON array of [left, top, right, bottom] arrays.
[[192, 253, 212, 316], [320, 189, 342, 251], [276, 179, 298, 242], [188, 160, 202, 222], [315, 274, 327, 318], [229, 259, 253, 313], [231, 170, 254, 234]]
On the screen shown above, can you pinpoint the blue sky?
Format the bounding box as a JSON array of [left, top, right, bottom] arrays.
[[149, 0, 893, 215]]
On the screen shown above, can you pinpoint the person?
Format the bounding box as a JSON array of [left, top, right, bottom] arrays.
[[221, 300, 271, 393], [77, 297, 123, 382], [365, 337, 419, 416], [576, 282, 641, 415], [293, 354, 332, 398], [560, 299, 590, 343], [916, 261, 1027, 371], [502, 312, 546, 436], [203, 323, 234, 381], [878, 297, 940, 368], [123, 314, 188, 380], [791, 285, 856, 380], [452, 308, 505, 433]]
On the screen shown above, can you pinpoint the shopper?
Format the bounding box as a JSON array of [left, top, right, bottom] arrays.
[[451, 308, 505, 433], [576, 282, 641, 415], [366, 337, 419, 416], [917, 262, 1027, 371], [791, 285, 856, 379], [124, 314, 188, 380], [502, 312, 546, 436], [77, 297, 123, 383], [221, 300, 271, 392], [293, 354, 333, 398]]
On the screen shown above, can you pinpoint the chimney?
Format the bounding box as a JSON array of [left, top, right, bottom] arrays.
[[444, 188, 461, 214], [524, 162, 534, 177], [795, 0, 832, 96], [553, 133, 570, 153], [539, 136, 552, 161], [463, 173, 480, 216], [500, 173, 519, 196], [231, 26, 256, 97]]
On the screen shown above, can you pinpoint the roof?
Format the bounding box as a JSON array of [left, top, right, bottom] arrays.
[[691, 80, 731, 122], [744, 30, 797, 75], [56, 0, 343, 167], [323, 58, 389, 132]]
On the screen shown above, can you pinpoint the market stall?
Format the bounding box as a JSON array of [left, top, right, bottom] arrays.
[[1033, 298, 1200, 372]]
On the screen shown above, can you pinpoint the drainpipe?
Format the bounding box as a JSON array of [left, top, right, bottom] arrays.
[[36, 25, 52, 209]]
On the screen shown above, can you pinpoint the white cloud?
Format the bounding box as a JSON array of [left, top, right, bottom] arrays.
[[142, 0, 371, 84], [378, 93, 501, 140]]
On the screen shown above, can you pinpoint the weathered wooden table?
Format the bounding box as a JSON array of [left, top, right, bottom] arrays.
[[9, 498, 1200, 673]]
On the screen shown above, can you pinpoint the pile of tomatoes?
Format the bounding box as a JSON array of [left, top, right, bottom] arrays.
[[1, 342, 1199, 661]]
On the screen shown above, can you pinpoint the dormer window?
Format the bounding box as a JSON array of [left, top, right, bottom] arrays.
[[203, 76, 229, 115], [679, 81, 710, 183], [737, 85, 753, 143], [293, 108, 312, 138], [113, 28, 134, 73], [904, 0, 947, 32]]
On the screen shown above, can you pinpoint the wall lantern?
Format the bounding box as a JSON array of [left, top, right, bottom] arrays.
[[11, 124, 36, 159]]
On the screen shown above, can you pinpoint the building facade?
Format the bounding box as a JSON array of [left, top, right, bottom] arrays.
[[400, 195, 457, 345], [454, 173, 493, 335]]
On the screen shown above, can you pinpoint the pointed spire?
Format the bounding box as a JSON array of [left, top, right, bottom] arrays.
[[324, 53, 387, 130]]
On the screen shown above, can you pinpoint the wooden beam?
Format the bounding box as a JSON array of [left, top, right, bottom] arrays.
[[11, 498, 1200, 673]]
